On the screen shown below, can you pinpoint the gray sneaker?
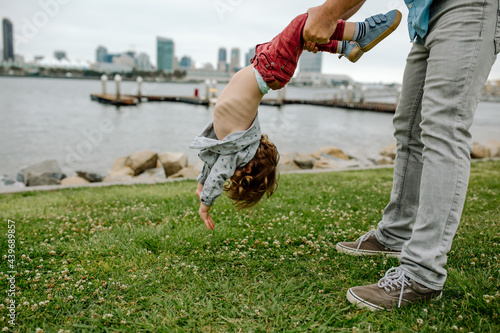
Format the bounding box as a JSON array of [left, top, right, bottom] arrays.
[[347, 267, 443, 311], [336, 230, 401, 257]]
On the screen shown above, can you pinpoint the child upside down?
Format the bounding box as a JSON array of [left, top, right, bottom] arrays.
[[190, 10, 401, 230]]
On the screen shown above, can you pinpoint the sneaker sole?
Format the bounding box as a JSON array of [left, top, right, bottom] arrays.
[[335, 243, 401, 258], [347, 46, 364, 63], [347, 289, 444, 312], [360, 10, 402, 53], [347, 288, 384, 311]]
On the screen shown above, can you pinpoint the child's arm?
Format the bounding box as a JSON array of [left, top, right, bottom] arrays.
[[196, 154, 239, 229], [196, 183, 215, 230]]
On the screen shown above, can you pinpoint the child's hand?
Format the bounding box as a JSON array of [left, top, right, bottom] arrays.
[[199, 203, 215, 230], [196, 183, 215, 230], [303, 41, 319, 53]]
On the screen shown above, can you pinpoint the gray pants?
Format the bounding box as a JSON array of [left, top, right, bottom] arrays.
[[375, 0, 499, 290]]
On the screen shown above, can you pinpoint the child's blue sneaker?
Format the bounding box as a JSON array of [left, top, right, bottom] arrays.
[[339, 41, 364, 63], [358, 10, 402, 52]]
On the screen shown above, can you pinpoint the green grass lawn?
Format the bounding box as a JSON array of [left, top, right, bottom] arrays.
[[0, 160, 499, 332]]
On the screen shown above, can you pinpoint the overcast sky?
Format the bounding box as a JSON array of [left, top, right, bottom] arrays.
[[1, 0, 499, 83]]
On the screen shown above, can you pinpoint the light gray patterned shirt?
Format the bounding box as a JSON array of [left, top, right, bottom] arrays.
[[189, 116, 261, 206]]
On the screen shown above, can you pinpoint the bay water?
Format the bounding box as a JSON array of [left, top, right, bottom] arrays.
[[1, 77, 498, 178]]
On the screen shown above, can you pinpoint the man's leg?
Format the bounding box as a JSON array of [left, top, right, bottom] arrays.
[[374, 42, 428, 251], [347, 0, 498, 310], [399, 0, 498, 289], [336, 40, 429, 257]]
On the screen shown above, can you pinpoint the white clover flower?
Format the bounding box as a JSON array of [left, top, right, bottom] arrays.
[[417, 319, 423, 325], [35, 328, 44, 333]]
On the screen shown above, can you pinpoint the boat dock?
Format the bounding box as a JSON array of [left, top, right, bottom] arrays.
[[91, 74, 397, 113], [90, 94, 396, 113]]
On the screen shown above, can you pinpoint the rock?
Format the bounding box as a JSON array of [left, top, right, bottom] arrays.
[[278, 160, 301, 172], [126, 151, 158, 176], [49, 173, 67, 181], [486, 141, 500, 158], [313, 156, 360, 169], [1, 175, 16, 186], [26, 173, 61, 186], [380, 142, 397, 160], [169, 167, 199, 179], [18, 160, 63, 185], [278, 153, 301, 172], [159, 152, 188, 177], [61, 176, 90, 185], [471, 142, 490, 159], [76, 171, 104, 183], [293, 153, 317, 169], [102, 175, 134, 183], [373, 156, 394, 165], [109, 167, 134, 177], [313, 146, 350, 160], [313, 158, 337, 169], [112, 157, 128, 170], [109, 157, 134, 177], [135, 167, 167, 181]]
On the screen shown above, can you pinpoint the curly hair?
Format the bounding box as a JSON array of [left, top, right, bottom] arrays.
[[224, 134, 280, 209]]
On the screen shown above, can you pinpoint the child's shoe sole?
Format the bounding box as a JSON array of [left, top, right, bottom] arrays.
[[348, 45, 364, 63]]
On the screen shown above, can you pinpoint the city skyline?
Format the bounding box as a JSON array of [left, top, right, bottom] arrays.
[[1, 0, 499, 83]]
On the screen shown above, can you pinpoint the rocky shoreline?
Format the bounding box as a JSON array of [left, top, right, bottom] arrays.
[[2, 141, 499, 192]]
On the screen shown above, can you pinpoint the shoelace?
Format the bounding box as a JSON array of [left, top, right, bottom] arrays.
[[377, 267, 411, 308], [355, 229, 376, 252]]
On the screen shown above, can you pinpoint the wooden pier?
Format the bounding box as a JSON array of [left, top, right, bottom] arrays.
[[90, 93, 396, 113]]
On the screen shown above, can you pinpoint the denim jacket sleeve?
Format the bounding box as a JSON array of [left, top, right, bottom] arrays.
[[197, 162, 210, 185], [199, 154, 239, 206], [405, 0, 434, 41]]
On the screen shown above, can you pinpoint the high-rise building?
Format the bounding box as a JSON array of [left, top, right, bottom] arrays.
[[105, 53, 119, 63], [218, 47, 227, 72], [230, 48, 240, 71], [299, 51, 322, 73], [179, 56, 192, 69], [2, 18, 14, 62], [157, 37, 175, 72], [113, 54, 135, 67], [125, 51, 135, 59], [245, 47, 255, 66], [136, 52, 153, 71], [96, 46, 108, 63], [54, 50, 67, 60]]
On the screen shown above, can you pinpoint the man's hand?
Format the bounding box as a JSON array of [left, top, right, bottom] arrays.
[[303, 0, 365, 51], [303, 5, 338, 45], [199, 203, 215, 230]]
